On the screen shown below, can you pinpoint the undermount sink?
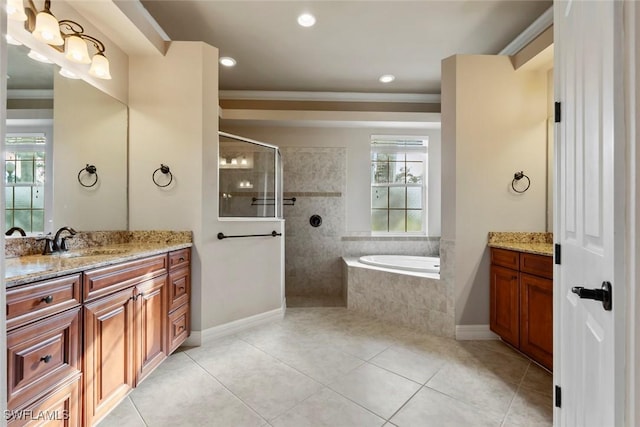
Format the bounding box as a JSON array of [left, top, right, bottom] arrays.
[[59, 248, 130, 258]]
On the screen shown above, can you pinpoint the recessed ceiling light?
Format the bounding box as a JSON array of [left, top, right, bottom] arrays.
[[379, 74, 395, 83], [219, 56, 237, 67], [297, 13, 316, 27]]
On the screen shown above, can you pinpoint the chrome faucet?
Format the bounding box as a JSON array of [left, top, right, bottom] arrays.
[[5, 226, 26, 236], [53, 226, 77, 252]]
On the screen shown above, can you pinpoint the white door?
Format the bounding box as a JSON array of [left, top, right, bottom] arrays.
[[554, 1, 626, 426]]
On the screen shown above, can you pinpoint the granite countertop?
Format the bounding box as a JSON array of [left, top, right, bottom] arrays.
[[6, 241, 192, 288], [487, 231, 554, 257]]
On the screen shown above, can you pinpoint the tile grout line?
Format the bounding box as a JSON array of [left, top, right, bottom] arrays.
[[182, 350, 272, 425], [499, 361, 532, 427], [125, 395, 150, 427]]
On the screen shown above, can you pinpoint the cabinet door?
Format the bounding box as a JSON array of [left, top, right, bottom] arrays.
[[84, 288, 135, 426], [490, 264, 520, 347], [136, 275, 168, 384], [520, 272, 553, 370]]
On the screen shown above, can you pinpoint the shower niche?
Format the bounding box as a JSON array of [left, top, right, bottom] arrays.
[[218, 132, 283, 218]]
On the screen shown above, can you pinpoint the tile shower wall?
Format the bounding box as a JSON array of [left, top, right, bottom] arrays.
[[282, 147, 441, 304], [283, 147, 346, 299]]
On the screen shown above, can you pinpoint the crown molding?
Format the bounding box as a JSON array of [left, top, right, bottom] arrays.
[[499, 6, 553, 56], [219, 90, 441, 104]]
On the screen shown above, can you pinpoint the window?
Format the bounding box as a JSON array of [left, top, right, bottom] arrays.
[[371, 135, 428, 233], [5, 132, 51, 234]]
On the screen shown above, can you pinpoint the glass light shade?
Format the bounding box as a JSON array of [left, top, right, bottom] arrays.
[[33, 11, 64, 45], [65, 35, 91, 64], [27, 49, 53, 64], [7, 0, 27, 21], [231, 158, 238, 165], [59, 68, 81, 79], [89, 53, 112, 80]]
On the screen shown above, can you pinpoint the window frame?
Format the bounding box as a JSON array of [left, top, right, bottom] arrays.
[[370, 135, 428, 235]]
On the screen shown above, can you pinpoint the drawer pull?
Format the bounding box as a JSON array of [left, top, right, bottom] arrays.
[[41, 295, 54, 304], [177, 286, 185, 291], [179, 257, 185, 262], [40, 355, 52, 363], [177, 325, 184, 332]]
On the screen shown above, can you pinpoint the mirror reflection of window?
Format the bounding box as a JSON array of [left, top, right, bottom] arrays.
[[5, 132, 52, 234]]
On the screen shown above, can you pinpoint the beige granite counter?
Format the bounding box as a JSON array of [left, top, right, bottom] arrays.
[[6, 231, 192, 287], [488, 231, 553, 256]]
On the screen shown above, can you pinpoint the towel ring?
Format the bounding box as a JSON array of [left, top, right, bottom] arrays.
[[152, 164, 173, 187], [512, 171, 530, 193], [78, 164, 98, 188]]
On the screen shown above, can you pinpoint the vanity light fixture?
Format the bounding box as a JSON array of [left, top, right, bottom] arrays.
[[7, 0, 28, 21], [220, 158, 227, 166], [219, 56, 237, 67], [297, 13, 316, 27], [241, 156, 248, 166], [379, 74, 395, 83], [230, 158, 238, 165], [13, 0, 112, 80]]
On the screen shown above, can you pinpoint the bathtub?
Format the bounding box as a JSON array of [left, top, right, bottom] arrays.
[[358, 255, 440, 274]]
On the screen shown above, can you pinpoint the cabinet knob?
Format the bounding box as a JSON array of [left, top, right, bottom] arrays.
[[41, 295, 54, 304], [40, 355, 52, 363]]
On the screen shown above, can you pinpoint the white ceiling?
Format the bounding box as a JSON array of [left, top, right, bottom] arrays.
[[141, 0, 552, 95]]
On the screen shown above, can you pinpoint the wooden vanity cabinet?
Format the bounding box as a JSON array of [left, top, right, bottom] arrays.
[[5, 274, 83, 425], [83, 254, 168, 426], [490, 248, 553, 370], [6, 247, 191, 426], [167, 248, 191, 353]]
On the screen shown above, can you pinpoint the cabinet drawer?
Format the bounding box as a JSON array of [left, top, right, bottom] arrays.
[[83, 254, 167, 301], [490, 248, 519, 270], [7, 374, 81, 427], [7, 307, 81, 411], [168, 303, 190, 353], [520, 252, 553, 279], [168, 248, 190, 271], [7, 274, 81, 331], [168, 267, 190, 313]]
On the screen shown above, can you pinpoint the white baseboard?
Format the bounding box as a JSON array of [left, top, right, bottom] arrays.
[[182, 303, 286, 347], [455, 324, 500, 340]]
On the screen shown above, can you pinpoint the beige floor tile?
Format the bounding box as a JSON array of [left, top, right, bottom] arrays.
[[130, 358, 265, 427], [452, 342, 530, 385], [271, 387, 385, 427], [329, 363, 421, 419], [189, 337, 323, 420], [426, 359, 519, 415], [96, 397, 145, 427], [520, 364, 553, 397], [390, 387, 503, 427], [369, 345, 446, 384], [502, 387, 553, 427]]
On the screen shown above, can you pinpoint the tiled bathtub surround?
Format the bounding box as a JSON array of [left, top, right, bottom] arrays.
[[342, 235, 440, 258], [344, 259, 454, 338], [5, 230, 192, 258]]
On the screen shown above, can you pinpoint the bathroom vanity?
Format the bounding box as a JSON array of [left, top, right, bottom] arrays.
[[5, 237, 191, 426], [488, 233, 553, 371]]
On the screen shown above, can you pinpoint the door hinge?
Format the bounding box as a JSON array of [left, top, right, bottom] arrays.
[[555, 102, 561, 123], [555, 385, 562, 408], [555, 243, 561, 265]]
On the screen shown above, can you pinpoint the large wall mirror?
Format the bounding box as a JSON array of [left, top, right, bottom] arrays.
[[6, 43, 128, 236]]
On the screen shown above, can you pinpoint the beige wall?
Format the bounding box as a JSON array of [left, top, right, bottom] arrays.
[[220, 124, 442, 236], [441, 55, 548, 326], [53, 74, 128, 231], [129, 42, 283, 333]]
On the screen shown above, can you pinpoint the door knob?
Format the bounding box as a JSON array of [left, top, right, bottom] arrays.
[[571, 281, 612, 311]]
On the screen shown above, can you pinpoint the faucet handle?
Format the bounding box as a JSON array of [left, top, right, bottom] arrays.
[[60, 236, 73, 251], [41, 238, 54, 255]]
